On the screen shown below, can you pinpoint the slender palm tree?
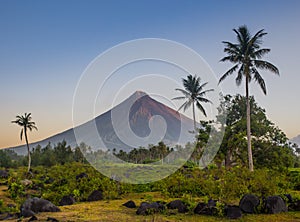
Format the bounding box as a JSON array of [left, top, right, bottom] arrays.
[[12, 113, 38, 172], [173, 74, 214, 132], [219, 25, 279, 171]]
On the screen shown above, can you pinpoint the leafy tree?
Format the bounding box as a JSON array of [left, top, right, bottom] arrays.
[[53, 140, 73, 165], [173, 74, 213, 131], [219, 25, 279, 171], [215, 94, 294, 169], [11, 113, 38, 172], [0, 150, 13, 168]]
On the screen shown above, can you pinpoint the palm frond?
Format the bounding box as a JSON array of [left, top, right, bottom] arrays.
[[172, 96, 187, 101], [20, 128, 23, 141], [196, 96, 212, 104], [254, 60, 279, 74], [198, 89, 214, 97], [218, 64, 239, 84], [236, 65, 244, 86], [252, 48, 270, 59], [196, 101, 207, 117], [252, 68, 267, 94], [175, 88, 190, 97]]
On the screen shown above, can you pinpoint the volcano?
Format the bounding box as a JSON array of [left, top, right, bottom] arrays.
[[9, 91, 196, 154]]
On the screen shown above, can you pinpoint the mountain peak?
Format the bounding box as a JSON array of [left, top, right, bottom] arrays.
[[133, 90, 147, 97]]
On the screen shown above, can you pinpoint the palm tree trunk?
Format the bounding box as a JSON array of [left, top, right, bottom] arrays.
[[245, 76, 254, 171], [24, 127, 31, 173], [192, 102, 196, 131]]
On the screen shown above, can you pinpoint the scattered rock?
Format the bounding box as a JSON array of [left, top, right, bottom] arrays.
[[123, 200, 136, 208], [0, 213, 17, 220], [194, 200, 217, 215], [167, 200, 188, 213], [225, 205, 242, 219], [20, 197, 60, 217], [59, 195, 75, 206], [136, 202, 165, 215], [87, 190, 103, 202], [264, 196, 287, 214], [239, 194, 260, 214], [20, 179, 32, 187], [0, 170, 9, 178], [76, 172, 88, 180], [28, 215, 38, 221]]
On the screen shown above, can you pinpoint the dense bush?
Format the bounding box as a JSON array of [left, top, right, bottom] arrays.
[[6, 162, 292, 206]]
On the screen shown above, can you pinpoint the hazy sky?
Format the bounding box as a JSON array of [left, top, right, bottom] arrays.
[[1, 0, 300, 148]]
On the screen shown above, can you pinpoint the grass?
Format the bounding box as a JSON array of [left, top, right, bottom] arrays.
[[2, 191, 300, 221]]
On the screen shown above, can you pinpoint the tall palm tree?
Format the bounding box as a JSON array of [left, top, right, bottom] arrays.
[[219, 25, 279, 171], [173, 74, 214, 132], [12, 113, 38, 172]]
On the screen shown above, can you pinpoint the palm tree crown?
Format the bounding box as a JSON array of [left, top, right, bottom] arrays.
[[173, 74, 214, 131], [12, 113, 37, 141], [219, 25, 279, 93]]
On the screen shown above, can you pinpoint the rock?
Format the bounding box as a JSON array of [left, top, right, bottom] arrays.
[[122, 200, 136, 208], [20, 179, 32, 187], [264, 196, 287, 214], [59, 195, 75, 206], [194, 200, 217, 216], [47, 217, 59, 222], [20, 197, 60, 217], [136, 202, 165, 215], [28, 215, 38, 221], [225, 205, 242, 219], [87, 190, 103, 202], [167, 200, 188, 213], [76, 172, 88, 180], [0, 213, 17, 220], [239, 194, 260, 214], [0, 170, 9, 178], [288, 200, 300, 211]]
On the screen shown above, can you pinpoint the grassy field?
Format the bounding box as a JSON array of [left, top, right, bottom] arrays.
[[2, 189, 300, 222]]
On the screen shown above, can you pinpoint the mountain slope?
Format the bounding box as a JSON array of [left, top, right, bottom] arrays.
[[9, 91, 196, 155]]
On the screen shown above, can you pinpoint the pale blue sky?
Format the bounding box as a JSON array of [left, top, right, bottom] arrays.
[[1, 0, 300, 148]]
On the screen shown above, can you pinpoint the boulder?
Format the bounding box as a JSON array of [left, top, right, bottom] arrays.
[[0, 170, 9, 178], [264, 196, 287, 214], [288, 200, 300, 211], [59, 195, 75, 206], [20, 197, 60, 217], [167, 200, 188, 213], [87, 190, 103, 202], [136, 202, 165, 215], [122, 200, 136, 208], [225, 205, 242, 219], [194, 200, 217, 216], [239, 194, 260, 213]]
